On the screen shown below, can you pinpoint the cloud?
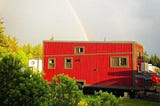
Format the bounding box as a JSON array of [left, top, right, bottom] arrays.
[[72, 0, 160, 55]]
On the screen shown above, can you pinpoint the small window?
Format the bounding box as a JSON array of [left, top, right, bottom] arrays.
[[110, 56, 128, 68], [75, 47, 84, 54], [64, 58, 73, 69], [48, 58, 55, 69]]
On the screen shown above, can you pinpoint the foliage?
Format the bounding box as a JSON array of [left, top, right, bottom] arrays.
[[33, 44, 42, 58], [144, 51, 160, 70], [149, 54, 160, 68], [50, 74, 83, 106], [144, 51, 150, 63], [77, 99, 88, 106], [15, 50, 29, 66], [0, 19, 5, 34], [7, 36, 19, 53], [0, 55, 52, 106], [84, 90, 122, 106], [50, 74, 122, 106], [85, 95, 101, 106], [0, 19, 9, 59], [122, 98, 160, 106], [0, 20, 42, 64], [0, 20, 19, 53]]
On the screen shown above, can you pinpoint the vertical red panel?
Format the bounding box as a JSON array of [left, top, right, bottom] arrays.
[[43, 41, 143, 89]]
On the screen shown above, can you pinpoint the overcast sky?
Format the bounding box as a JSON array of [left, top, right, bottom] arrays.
[[0, 0, 160, 56]]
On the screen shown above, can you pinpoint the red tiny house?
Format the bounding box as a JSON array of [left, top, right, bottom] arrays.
[[43, 41, 146, 92]]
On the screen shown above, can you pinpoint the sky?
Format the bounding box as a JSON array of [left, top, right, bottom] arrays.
[[0, 0, 160, 56]]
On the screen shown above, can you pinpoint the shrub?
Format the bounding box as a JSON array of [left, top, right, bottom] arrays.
[[0, 55, 52, 106], [50, 74, 83, 106], [84, 90, 122, 106], [97, 90, 122, 106], [85, 95, 101, 106]]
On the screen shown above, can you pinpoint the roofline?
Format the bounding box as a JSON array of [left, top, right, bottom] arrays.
[[43, 40, 143, 46]]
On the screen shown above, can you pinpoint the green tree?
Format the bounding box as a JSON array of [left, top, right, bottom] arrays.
[[0, 55, 22, 105], [0, 55, 52, 106], [0, 19, 19, 55], [7, 36, 19, 53], [0, 19, 9, 59], [50, 74, 83, 106], [0, 19, 5, 34], [33, 44, 42, 58], [21, 44, 34, 57], [149, 54, 160, 68], [144, 51, 150, 63], [0, 19, 5, 45], [15, 50, 28, 66]]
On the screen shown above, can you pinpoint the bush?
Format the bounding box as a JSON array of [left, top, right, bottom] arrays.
[[84, 90, 122, 106], [0, 55, 52, 106], [50, 74, 83, 106], [85, 95, 101, 106]]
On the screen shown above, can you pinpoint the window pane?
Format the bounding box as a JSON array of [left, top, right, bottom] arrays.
[[75, 48, 79, 54], [79, 48, 83, 53], [66, 59, 71, 63], [121, 58, 127, 66], [48, 58, 55, 69], [112, 57, 119, 67], [65, 58, 72, 69]]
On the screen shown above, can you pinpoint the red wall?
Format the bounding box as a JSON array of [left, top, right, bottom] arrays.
[[43, 41, 143, 88]]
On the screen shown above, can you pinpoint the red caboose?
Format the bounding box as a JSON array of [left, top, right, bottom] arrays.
[[43, 41, 151, 95]]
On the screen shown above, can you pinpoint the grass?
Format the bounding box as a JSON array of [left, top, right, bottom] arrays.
[[122, 98, 160, 106]]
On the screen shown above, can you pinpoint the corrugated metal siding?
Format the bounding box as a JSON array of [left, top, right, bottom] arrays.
[[43, 41, 143, 88]]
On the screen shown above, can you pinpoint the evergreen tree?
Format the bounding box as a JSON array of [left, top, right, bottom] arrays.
[[149, 54, 160, 68], [144, 51, 150, 63], [33, 44, 42, 58]]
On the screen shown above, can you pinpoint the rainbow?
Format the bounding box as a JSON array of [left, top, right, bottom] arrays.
[[66, 0, 90, 41]]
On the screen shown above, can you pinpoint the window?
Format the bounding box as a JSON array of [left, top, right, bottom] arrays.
[[64, 58, 73, 69], [48, 58, 55, 69], [110, 56, 128, 68], [74, 47, 84, 54], [121, 58, 127, 66]]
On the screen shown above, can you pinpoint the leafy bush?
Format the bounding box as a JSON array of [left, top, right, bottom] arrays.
[[0, 55, 52, 106], [85, 95, 101, 106], [84, 90, 122, 106], [50, 74, 83, 106]]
